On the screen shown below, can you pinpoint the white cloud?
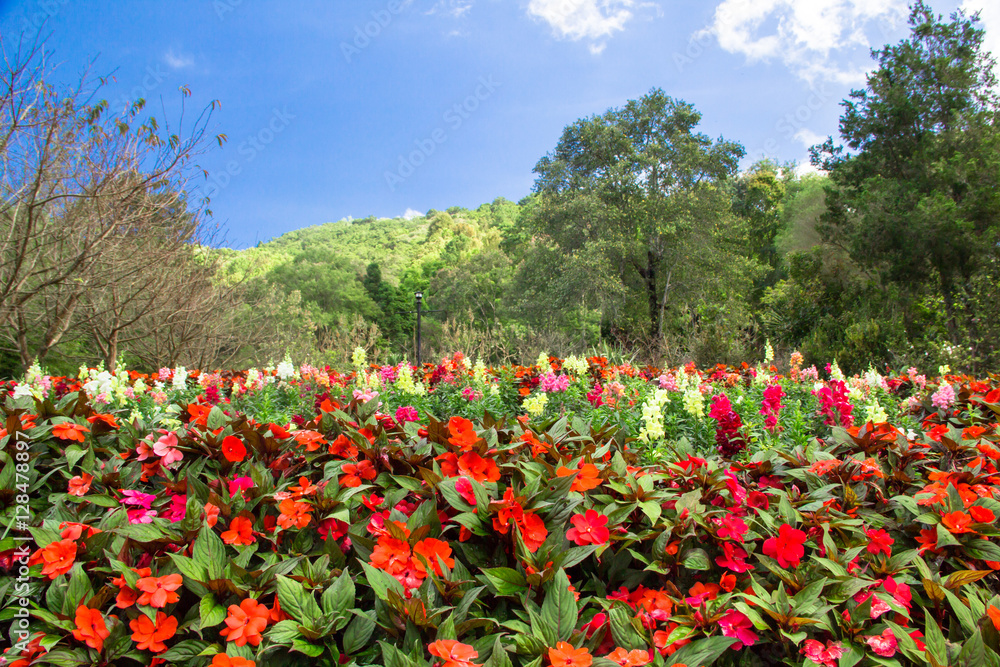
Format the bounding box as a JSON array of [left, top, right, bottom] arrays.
[[961, 1, 1000, 74], [428, 0, 474, 18], [163, 48, 194, 70], [700, 0, 908, 83], [794, 128, 826, 149], [526, 0, 642, 42], [402, 208, 423, 220]]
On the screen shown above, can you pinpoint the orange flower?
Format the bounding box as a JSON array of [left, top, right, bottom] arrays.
[[221, 517, 256, 545], [448, 416, 478, 451], [211, 655, 256, 667], [188, 403, 212, 427], [276, 499, 312, 530], [86, 413, 119, 429], [293, 430, 325, 452], [941, 511, 974, 534], [971, 506, 997, 523], [341, 460, 376, 487], [219, 598, 270, 647], [457, 452, 500, 483], [67, 473, 93, 496], [549, 641, 592, 667], [371, 536, 412, 574], [204, 503, 221, 528], [72, 606, 110, 652], [988, 605, 1000, 631], [210, 653, 257, 667], [521, 431, 549, 457], [556, 463, 602, 493], [428, 639, 481, 667], [52, 422, 89, 442], [221, 436, 247, 463], [412, 538, 455, 576], [328, 434, 358, 459], [129, 611, 177, 652], [606, 647, 651, 666], [136, 574, 183, 608], [288, 477, 319, 497], [32, 539, 76, 579], [519, 511, 548, 553]]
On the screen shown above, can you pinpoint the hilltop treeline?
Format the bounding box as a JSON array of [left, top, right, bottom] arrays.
[[2, 2, 998, 376]]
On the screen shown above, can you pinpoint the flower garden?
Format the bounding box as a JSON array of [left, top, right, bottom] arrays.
[[2, 351, 1000, 667]]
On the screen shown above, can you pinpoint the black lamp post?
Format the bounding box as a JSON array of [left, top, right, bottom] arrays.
[[396, 291, 443, 368]]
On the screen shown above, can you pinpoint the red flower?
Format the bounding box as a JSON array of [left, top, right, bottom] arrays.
[[68, 473, 94, 496], [716, 541, 754, 573], [221, 517, 256, 545], [412, 538, 455, 576], [221, 436, 247, 463], [865, 528, 893, 557], [427, 639, 481, 667], [970, 505, 996, 523], [219, 598, 270, 647], [519, 511, 548, 553], [457, 451, 500, 483], [72, 606, 110, 652], [606, 647, 651, 666], [566, 510, 610, 546], [341, 460, 377, 487], [276, 499, 312, 530], [448, 416, 478, 451], [129, 611, 177, 652], [548, 641, 592, 667], [136, 574, 183, 608], [864, 628, 897, 657], [987, 605, 1000, 631], [718, 609, 757, 650], [32, 539, 76, 579], [52, 422, 89, 442], [211, 655, 256, 667], [941, 511, 974, 534], [762, 524, 807, 568]]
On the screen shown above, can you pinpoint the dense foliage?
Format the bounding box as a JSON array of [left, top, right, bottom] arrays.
[[3, 354, 1000, 666]]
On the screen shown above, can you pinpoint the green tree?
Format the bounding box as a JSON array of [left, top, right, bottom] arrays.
[[811, 1, 1000, 367], [530, 88, 747, 340]]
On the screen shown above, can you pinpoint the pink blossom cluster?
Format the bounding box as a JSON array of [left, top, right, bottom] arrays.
[[931, 382, 955, 411], [814, 380, 854, 428], [760, 384, 785, 431], [539, 371, 570, 393], [657, 373, 678, 391], [395, 406, 419, 423], [708, 394, 748, 457]]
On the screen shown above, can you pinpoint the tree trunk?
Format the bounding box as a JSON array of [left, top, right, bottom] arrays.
[[646, 249, 659, 340]]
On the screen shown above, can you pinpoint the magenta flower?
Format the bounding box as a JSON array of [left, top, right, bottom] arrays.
[[121, 490, 156, 509], [127, 508, 157, 524], [718, 609, 757, 650], [716, 541, 754, 573], [229, 476, 254, 498], [395, 406, 419, 423], [800, 639, 845, 667], [163, 494, 187, 522]]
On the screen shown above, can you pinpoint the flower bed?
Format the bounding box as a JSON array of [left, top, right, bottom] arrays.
[[1, 355, 999, 666]]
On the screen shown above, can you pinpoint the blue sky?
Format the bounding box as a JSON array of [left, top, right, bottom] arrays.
[[1, 0, 996, 248]]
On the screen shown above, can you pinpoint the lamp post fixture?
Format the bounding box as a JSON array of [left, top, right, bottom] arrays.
[[395, 291, 443, 369]]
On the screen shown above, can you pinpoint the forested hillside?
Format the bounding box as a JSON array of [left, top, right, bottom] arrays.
[[2, 2, 997, 377]]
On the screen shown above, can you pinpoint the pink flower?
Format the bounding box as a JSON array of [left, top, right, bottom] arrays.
[[135, 440, 156, 461], [931, 383, 955, 410], [153, 431, 183, 468], [718, 609, 757, 650], [801, 639, 844, 667], [566, 510, 610, 546], [163, 494, 187, 522], [395, 406, 419, 423], [760, 384, 785, 431], [127, 509, 157, 524], [121, 490, 156, 509], [229, 476, 254, 498], [865, 628, 897, 657]]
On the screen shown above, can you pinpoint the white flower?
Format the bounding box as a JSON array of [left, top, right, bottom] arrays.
[[171, 367, 188, 391], [276, 355, 295, 380], [12, 384, 33, 399]]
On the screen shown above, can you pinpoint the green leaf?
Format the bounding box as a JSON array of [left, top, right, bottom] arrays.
[[681, 548, 711, 571], [267, 619, 301, 644], [343, 610, 376, 654], [540, 569, 577, 643], [62, 565, 93, 616], [276, 575, 323, 626], [206, 406, 228, 431], [192, 524, 226, 580], [360, 561, 404, 601], [321, 569, 355, 627], [380, 640, 419, 667], [438, 478, 476, 511], [168, 554, 208, 583], [484, 636, 514, 667], [924, 613, 948, 666], [157, 640, 210, 662], [608, 604, 646, 651], [291, 637, 324, 657], [480, 567, 527, 596], [199, 595, 227, 629], [667, 636, 737, 666]]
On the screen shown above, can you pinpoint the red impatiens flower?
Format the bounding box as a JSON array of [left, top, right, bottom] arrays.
[[987, 605, 1000, 631], [136, 574, 183, 608], [221, 436, 247, 463], [762, 524, 807, 568], [970, 505, 996, 523], [448, 416, 478, 451], [800, 639, 845, 667], [67, 472, 94, 496], [718, 609, 757, 650], [866, 528, 893, 557], [864, 628, 898, 657], [72, 606, 110, 652], [457, 451, 500, 483], [276, 499, 312, 530], [52, 422, 89, 442], [716, 541, 754, 573], [566, 510, 610, 546], [548, 641, 593, 667], [31, 539, 77, 579], [519, 511, 549, 553], [341, 460, 377, 487], [129, 611, 177, 652], [219, 598, 270, 647], [427, 639, 481, 667], [941, 511, 974, 534], [221, 517, 256, 545], [412, 538, 455, 577]]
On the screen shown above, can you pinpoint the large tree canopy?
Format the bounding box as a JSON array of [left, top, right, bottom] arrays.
[[812, 1, 1000, 364], [529, 89, 748, 341]]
